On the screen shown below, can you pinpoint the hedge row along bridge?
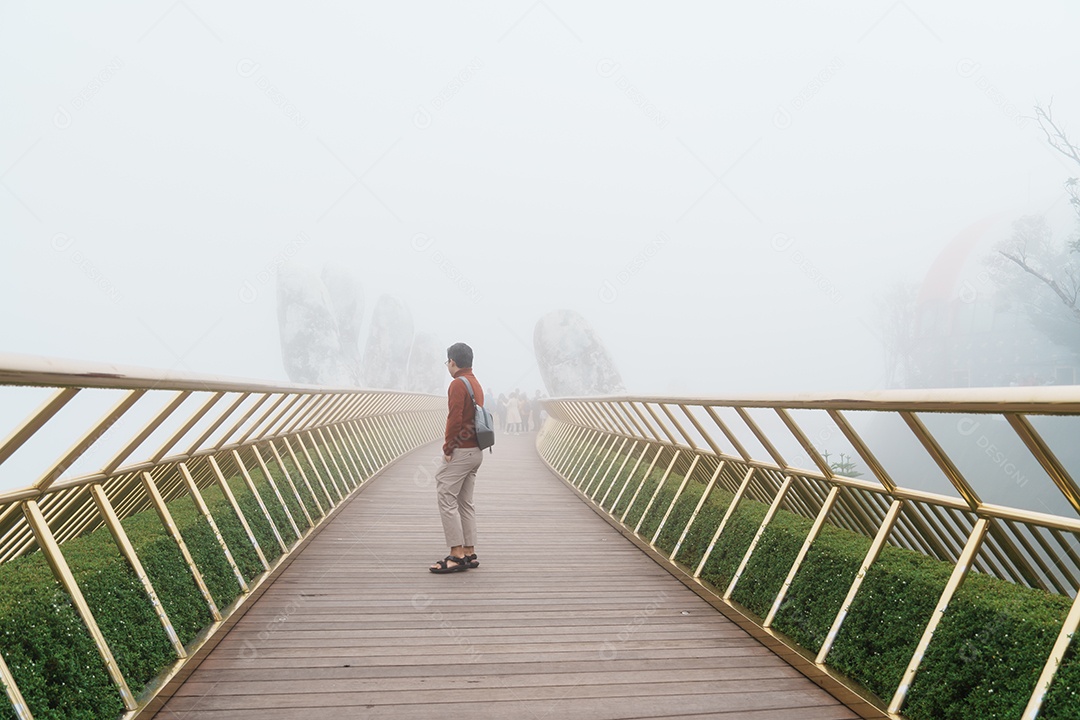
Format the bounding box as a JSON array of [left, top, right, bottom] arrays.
[[2, 355, 1080, 719]]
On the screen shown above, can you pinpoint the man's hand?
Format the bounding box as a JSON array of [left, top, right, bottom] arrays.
[[443, 454, 452, 463]]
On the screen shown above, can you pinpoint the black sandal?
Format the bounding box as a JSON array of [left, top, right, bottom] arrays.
[[430, 555, 469, 573], [465, 554, 479, 569]]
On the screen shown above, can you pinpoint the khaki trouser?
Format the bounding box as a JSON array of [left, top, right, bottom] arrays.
[[436, 447, 483, 547]]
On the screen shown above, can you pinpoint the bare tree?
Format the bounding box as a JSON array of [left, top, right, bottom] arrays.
[[1034, 103, 1080, 222], [995, 215, 1080, 324], [990, 105, 1080, 353]]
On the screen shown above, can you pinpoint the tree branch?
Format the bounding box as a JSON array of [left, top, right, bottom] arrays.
[[1035, 103, 1080, 169], [999, 249, 1080, 322]]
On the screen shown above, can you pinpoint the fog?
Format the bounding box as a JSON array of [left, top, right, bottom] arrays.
[[3, 2, 1079, 397]]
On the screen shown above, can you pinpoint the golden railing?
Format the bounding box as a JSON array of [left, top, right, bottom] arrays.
[[537, 389, 1080, 719], [0, 354, 443, 719]]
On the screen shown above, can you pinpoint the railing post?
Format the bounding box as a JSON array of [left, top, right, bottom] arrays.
[[724, 475, 794, 599], [670, 460, 725, 563], [889, 517, 991, 714], [634, 451, 682, 535], [286, 436, 337, 507], [207, 456, 272, 570], [764, 486, 841, 627], [89, 484, 187, 659], [178, 462, 250, 593], [607, 442, 652, 514], [252, 445, 308, 535], [694, 467, 756, 579], [142, 471, 221, 621], [585, 437, 629, 497], [22, 499, 137, 711], [651, 455, 701, 547], [620, 446, 664, 523], [599, 440, 640, 508], [0, 649, 31, 719], [816, 499, 904, 664], [1023, 581, 1080, 719], [231, 450, 291, 553]]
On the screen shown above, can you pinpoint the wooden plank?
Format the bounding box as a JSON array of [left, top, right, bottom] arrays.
[[151, 433, 857, 720]]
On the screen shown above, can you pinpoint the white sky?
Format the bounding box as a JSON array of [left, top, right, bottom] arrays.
[[3, 1, 1080, 397]]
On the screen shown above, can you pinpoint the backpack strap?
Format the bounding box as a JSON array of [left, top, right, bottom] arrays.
[[458, 376, 477, 404]]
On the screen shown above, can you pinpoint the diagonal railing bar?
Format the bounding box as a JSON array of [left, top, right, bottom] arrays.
[[670, 459, 725, 561], [1027, 523, 1073, 596], [620, 445, 664, 524], [590, 401, 623, 436], [661, 403, 698, 451], [110, 392, 216, 475], [629, 401, 665, 443], [235, 393, 290, 446], [775, 408, 832, 478], [764, 484, 843, 627], [0, 354, 443, 720], [539, 389, 1080, 719], [694, 466, 756, 579], [1006, 413, 1080, 516], [704, 405, 749, 460], [610, 401, 641, 438], [309, 393, 348, 431], [651, 455, 701, 546], [141, 470, 221, 621], [89, 484, 187, 658], [210, 395, 270, 451], [735, 406, 787, 468], [35, 390, 146, 492], [607, 441, 651, 514], [608, 401, 638, 437], [265, 393, 310, 438], [724, 474, 794, 600], [900, 411, 981, 510], [23, 498, 138, 710], [0, 388, 81, 467], [184, 392, 248, 456], [0, 645, 30, 720], [282, 393, 331, 436], [643, 402, 681, 446], [579, 400, 616, 437], [256, 443, 312, 530], [890, 517, 991, 714], [599, 439, 639, 507], [816, 498, 905, 664], [681, 404, 724, 457], [827, 409, 897, 493]]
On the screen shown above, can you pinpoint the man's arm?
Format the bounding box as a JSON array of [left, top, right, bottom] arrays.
[[442, 379, 467, 458]]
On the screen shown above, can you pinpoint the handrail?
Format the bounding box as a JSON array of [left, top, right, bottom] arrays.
[[539, 391, 1080, 719], [0, 353, 444, 719]]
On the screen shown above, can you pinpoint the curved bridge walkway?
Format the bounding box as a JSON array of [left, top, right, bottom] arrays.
[[150, 433, 865, 720]]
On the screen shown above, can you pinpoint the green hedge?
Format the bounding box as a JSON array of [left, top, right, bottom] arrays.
[[0, 449, 336, 720], [559, 438, 1080, 719], [772, 522, 869, 652], [0, 557, 124, 720]]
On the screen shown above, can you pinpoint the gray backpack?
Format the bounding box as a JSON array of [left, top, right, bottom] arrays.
[[459, 378, 495, 451]]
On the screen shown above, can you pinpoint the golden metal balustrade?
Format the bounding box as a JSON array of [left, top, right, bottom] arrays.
[[0, 354, 443, 720], [537, 389, 1080, 720]]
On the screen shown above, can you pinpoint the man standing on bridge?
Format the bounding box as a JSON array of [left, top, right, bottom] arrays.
[[429, 342, 484, 573]]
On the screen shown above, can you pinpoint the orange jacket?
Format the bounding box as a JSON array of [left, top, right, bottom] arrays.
[[443, 368, 484, 456]]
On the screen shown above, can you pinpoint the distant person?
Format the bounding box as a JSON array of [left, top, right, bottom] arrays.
[[496, 393, 508, 432], [520, 392, 531, 432], [531, 390, 543, 431], [505, 390, 522, 435], [429, 342, 485, 574]]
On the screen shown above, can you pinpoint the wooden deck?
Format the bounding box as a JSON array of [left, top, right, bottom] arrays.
[[150, 432, 862, 720]]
